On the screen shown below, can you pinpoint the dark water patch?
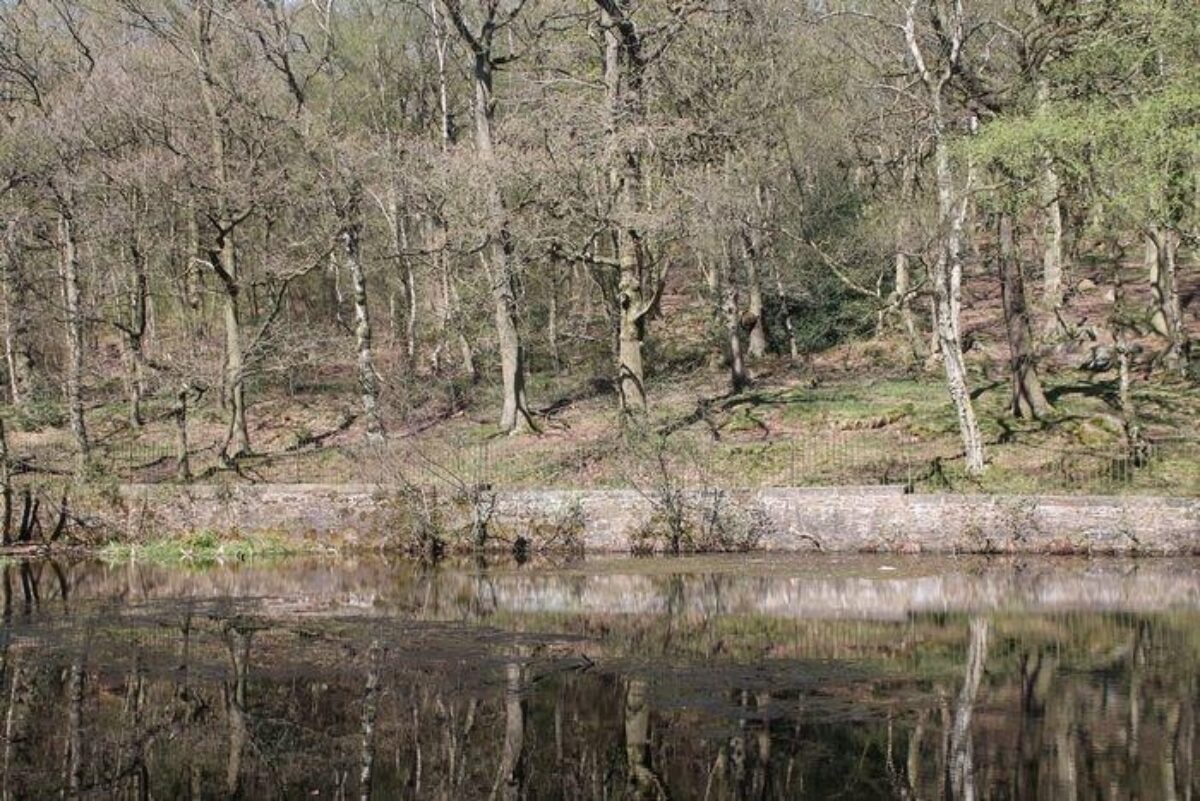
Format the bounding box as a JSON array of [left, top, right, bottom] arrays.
[[1, 555, 1198, 799]]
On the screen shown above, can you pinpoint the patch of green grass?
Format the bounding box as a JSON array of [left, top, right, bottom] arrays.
[[99, 530, 319, 565], [6, 399, 68, 432], [724, 408, 768, 434], [776, 380, 947, 426]]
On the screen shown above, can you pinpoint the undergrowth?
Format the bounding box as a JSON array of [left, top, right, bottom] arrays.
[[99, 530, 321, 565]]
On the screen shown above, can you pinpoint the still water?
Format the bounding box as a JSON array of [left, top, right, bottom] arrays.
[[2, 555, 1199, 800]]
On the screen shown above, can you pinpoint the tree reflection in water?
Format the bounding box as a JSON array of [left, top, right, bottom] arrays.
[[0, 556, 1198, 799]]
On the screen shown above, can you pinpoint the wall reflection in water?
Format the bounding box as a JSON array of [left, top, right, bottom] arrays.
[[1, 557, 1198, 799]]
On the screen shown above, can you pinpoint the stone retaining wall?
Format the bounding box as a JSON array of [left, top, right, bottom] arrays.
[[93, 483, 1200, 554]]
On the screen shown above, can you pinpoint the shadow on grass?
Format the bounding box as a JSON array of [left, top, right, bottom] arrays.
[[656, 385, 811, 439], [1046, 379, 1119, 409], [991, 414, 1090, 446], [969, 380, 1005, 401]]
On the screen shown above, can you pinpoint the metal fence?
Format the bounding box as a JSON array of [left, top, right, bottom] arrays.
[[88, 429, 1199, 496]]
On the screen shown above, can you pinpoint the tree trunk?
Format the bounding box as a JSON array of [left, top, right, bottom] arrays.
[[174, 385, 192, 482], [217, 229, 250, 460], [2, 661, 30, 800], [894, 155, 922, 358], [404, 277, 417, 366], [547, 269, 561, 373], [1040, 171, 1065, 321], [1147, 232, 1167, 336], [342, 192, 385, 442], [1147, 227, 1190, 376], [427, 228, 444, 374], [387, 191, 418, 365], [998, 214, 1051, 419], [1112, 254, 1146, 466], [946, 618, 988, 801], [618, 282, 648, 411], [494, 661, 526, 801], [63, 655, 85, 800], [1, 222, 35, 408], [225, 628, 250, 799], [931, 125, 985, 476], [491, 259, 531, 433], [741, 222, 768, 360], [184, 203, 203, 317], [1036, 58, 1066, 339], [431, 0, 454, 149], [720, 249, 749, 392], [193, 1, 249, 461], [604, 4, 652, 413], [426, 213, 476, 383], [329, 250, 346, 328], [934, 265, 984, 476], [624, 678, 666, 800], [771, 261, 799, 360], [1, 419, 10, 545], [448, 258, 477, 382], [905, 0, 985, 476], [469, 50, 532, 433], [387, 289, 398, 345], [429, 0, 478, 383], [57, 206, 90, 474], [894, 248, 920, 353], [124, 219, 150, 429], [358, 642, 381, 801]]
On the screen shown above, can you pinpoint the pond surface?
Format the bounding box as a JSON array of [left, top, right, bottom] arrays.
[[2, 555, 1200, 799]]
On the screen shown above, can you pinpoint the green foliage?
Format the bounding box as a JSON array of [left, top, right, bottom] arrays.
[[783, 270, 876, 354], [7, 401, 67, 432], [99, 531, 315, 565], [971, 0, 1200, 226]]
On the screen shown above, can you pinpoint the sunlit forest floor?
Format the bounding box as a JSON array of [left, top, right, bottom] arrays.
[[8, 259, 1200, 495]]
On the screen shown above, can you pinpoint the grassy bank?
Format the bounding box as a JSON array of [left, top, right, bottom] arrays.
[[98, 531, 327, 565], [6, 326, 1199, 498]]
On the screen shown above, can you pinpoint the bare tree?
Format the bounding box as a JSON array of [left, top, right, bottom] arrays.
[[598, 0, 661, 412], [1, 218, 36, 409], [54, 191, 90, 473], [440, 0, 535, 433], [902, 0, 986, 475], [338, 186, 385, 442], [186, 0, 252, 460], [740, 188, 770, 361]]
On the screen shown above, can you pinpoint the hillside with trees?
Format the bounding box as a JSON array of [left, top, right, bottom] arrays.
[[0, 0, 1196, 493]]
